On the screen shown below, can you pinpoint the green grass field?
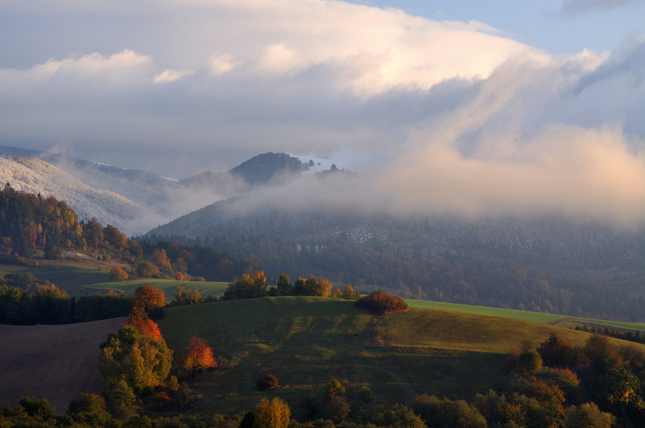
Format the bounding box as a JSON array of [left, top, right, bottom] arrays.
[[406, 299, 645, 332], [0, 260, 112, 296], [157, 297, 644, 416], [88, 279, 229, 300]]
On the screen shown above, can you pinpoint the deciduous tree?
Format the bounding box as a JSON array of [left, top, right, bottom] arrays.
[[133, 285, 165, 313], [110, 266, 129, 282], [256, 397, 290, 428], [181, 336, 216, 378]]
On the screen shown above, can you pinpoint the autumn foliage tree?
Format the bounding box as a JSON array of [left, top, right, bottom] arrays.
[[257, 374, 279, 391], [354, 291, 408, 315], [133, 285, 165, 313], [223, 271, 268, 299], [293, 275, 333, 297], [110, 266, 129, 282], [124, 310, 162, 340], [256, 397, 290, 428], [98, 325, 172, 398], [180, 336, 216, 378]]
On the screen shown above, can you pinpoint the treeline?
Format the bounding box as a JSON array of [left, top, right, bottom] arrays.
[[138, 241, 258, 282], [221, 271, 358, 301], [0, 283, 133, 325], [574, 324, 645, 346], [151, 234, 645, 322]]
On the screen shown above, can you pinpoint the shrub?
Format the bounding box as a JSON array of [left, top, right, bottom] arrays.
[[354, 291, 408, 315], [256, 373, 279, 391], [67, 393, 107, 418], [537, 333, 588, 369], [359, 386, 372, 402], [412, 394, 487, 428], [136, 261, 160, 278], [110, 265, 129, 281], [325, 379, 346, 402], [564, 403, 615, 428], [19, 397, 56, 420], [516, 351, 543, 374]]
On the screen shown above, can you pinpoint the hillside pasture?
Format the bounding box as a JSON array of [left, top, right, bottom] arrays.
[[0, 260, 114, 295], [406, 299, 645, 332], [158, 297, 643, 416], [0, 317, 124, 412], [88, 278, 229, 300]]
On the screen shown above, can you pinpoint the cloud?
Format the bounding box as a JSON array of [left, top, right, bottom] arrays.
[[223, 41, 645, 226], [0, 0, 546, 174], [209, 53, 240, 75], [559, 0, 639, 16], [1, 0, 645, 226], [153, 69, 193, 84]]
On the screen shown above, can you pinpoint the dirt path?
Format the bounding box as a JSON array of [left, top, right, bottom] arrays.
[[0, 318, 125, 413]]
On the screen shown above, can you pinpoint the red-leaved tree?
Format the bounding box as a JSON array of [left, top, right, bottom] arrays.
[[181, 336, 217, 378]]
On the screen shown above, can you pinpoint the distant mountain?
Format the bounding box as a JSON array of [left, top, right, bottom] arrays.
[[180, 152, 309, 191], [145, 195, 645, 322], [0, 147, 318, 236], [230, 152, 309, 184], [0, 157, 141, 235], [0, 145, 179, 208]]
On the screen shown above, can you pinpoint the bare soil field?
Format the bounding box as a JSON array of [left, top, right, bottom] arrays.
[[0, 317, 124, 413]]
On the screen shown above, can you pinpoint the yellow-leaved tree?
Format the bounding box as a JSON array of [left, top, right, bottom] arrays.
[[256, 397, 290, 428]]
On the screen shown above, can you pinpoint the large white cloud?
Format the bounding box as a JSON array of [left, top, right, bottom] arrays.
[[0, 0, 544, 171], [1, 0, 645, 224]]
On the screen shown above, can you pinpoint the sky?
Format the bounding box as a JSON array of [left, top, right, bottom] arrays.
[[1, 0, 645, 223]]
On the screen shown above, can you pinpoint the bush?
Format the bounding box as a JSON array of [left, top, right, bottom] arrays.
[[256, 373, 279, 391], [516, 351, 543, 374], [412, 394, 487, 428], [19, 397, 56, 420], [110, 265, 129, 281], [354, 291, 408, 315], [136, 261, 160, 278], [67, 393, 107, 418]]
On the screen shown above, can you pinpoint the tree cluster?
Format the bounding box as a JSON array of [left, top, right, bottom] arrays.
[[0, 184, 142, 262], [0, 281, 133, 325], [139, 239, 259, 282], [222, 271, 357, 301], [172, 233, 645, 322], [354, 291, 408, 315]]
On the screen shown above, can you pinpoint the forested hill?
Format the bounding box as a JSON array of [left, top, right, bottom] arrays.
[[0, 183, 141, 262], [0, 185, 257, 282], [146, 204, 645, 322]]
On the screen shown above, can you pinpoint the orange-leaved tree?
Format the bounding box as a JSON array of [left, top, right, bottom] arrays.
[[133, 284, 165, 313], [110, 265, 129, 281], [181, 336, 216, 378], [124, 309, 162, 340]]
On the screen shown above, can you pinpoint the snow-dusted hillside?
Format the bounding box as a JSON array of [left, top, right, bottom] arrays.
[[0, 157, 143, 235]]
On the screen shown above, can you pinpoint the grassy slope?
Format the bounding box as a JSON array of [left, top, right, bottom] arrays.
[[89, 279, 229, 300], [158, 297, 645, 416], [0, 260, 112, 296], [406, 299, 645, 332], [0, 261, 228, 299]]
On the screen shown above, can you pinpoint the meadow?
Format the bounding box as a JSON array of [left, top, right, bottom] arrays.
[[0, 259, 112, 295], [157, 297, 644, 416], [89, 279, 229, 300], [406, 299, 645, 332]]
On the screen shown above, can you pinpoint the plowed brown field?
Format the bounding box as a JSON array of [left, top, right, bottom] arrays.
[[0, 317, 124, 413]]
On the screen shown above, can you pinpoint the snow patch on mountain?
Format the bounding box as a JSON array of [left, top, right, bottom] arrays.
[[0, 157, 143, 235]]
